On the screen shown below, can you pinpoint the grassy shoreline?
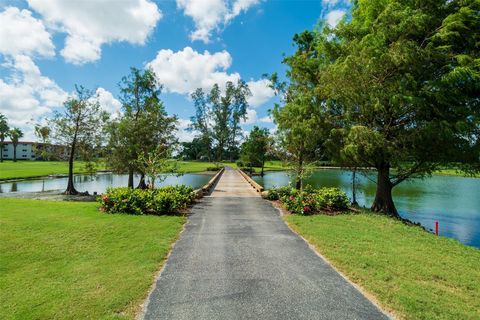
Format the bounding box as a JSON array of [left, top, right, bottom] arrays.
[[0, 199, 185, 319], [1, 160, 477, 181], [285, 211, 480, 319]]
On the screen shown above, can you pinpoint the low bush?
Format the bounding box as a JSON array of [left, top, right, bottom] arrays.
[[267, 186, 350, 215], [266, 186, 294, 200], [99, 185, 195, 215], [316, 187, 349, 211], [206, 166, 223, 171]]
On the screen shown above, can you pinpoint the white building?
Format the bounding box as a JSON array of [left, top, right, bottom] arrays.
[[1, 141, 38, 160]]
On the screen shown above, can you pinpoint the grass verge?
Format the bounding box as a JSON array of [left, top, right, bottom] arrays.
[[285, 212, 480, 319], [0, 161, 106, 180], [0, 199, 185, 319]]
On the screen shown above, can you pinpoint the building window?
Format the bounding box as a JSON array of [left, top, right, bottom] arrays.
[[22, 155, 27, 158], [22, 149, 27, 152]]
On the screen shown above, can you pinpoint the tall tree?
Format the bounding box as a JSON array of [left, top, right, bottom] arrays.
[[272, 96, 330, 190], [319, 0, 480, 216], [0, 113, 9, 162], [107, 67, 177, 188], [227, 80, 250, 160], [34, 125, 51, 160], [270, 29, 338, 190], [8, 128, 23, 162], [48, 86, 108, 195], [190, 88, 213, 161], [241, 126, 270, 176], [191, 80, 250, 162]]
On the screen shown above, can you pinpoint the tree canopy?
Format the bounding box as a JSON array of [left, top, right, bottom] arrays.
[[276, 0, 480, 215]]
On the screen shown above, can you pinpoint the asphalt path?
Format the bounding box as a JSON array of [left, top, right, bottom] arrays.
[[142, 168, 389, 320]]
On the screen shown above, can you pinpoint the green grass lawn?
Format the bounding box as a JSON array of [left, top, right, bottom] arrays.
[[0, 199, 185, 320], [286, 213, 480, 320], [0, 161, 106, 180]]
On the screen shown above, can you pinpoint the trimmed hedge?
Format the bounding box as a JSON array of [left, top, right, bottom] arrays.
[[267, 186, 350, 215], [99, 185, 195, 215]]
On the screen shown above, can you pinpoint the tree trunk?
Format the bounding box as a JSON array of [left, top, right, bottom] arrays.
[[136, 173, 147, 189], [295, 177, 302, 190], [13, 144, 17, 162], [371, 165, 398, 217], [65, 143, 78, 195], [128, 168, 134, 188], [0, 140, 3, 162], [260, 158, 265, 177], [351, 168, 358, 206]]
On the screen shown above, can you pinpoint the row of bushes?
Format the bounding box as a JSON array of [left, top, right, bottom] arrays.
[[266, 186, 350, 215], [98, 185, 195, 215]]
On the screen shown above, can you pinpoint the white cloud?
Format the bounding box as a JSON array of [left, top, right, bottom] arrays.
[[176, 118, 196, 142], [147, 47, 274, 109], [27, 0, 161, 64], [177, 0, 261, 43], [322, 0, 342, 5], [148, 46, 240, 94], [246, 79, 274, 108], [96, 88, 121, 115], [0, 7, 55, 58], [241, 108, 273, 125], [325, 9, 346, 27], [0, 55, 68, 140]]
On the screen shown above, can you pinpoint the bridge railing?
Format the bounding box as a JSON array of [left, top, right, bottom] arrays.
[[238, 169, 264, 193], [193, 167, 225, 198]]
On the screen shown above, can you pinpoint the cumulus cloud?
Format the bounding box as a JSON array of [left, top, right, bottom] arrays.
[[0, 55, 68, 140], [177, 0, 261, 43], [148, 47, 239, 94], [176, 118, 196, 142], [325, 9, 346, 27], [247, 79, 274, 108], [147, 47, 274, 109], [0, 7, 55, 58], [27, 0, 161, 64], [96, 88, 122, 115], [241, 108, 273, 125]]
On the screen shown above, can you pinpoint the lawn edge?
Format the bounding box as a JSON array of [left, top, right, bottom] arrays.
[[134, 213, 189, 320], [267, 199, 398, 320]]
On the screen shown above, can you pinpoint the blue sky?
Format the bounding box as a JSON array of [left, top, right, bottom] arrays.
[[0, 0, 350, 141]]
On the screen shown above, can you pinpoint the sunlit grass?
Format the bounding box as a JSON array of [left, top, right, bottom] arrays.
[[0, 199, 185, 319], [286, 212, 480, 319]]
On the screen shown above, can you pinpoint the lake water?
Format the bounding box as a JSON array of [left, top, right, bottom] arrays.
[[253, 170, 480, 248], [0, 173, 213, 194]]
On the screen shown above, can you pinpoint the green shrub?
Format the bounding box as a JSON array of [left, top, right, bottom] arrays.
[[267, 185, 349, 214], [266, 186, 294, 200], [236, 160, 244, 167], [206, 165, 223, 171], [316, 187, 349, 211], [99, 185, 195, 215], [281, 189, 318, 215]]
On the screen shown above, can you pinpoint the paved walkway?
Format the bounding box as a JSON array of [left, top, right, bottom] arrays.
[[142, 168, 388, 319]]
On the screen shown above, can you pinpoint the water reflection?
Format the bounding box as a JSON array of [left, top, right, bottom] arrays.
[[0, 173, 213, 195], [253, 170, 480, 248]]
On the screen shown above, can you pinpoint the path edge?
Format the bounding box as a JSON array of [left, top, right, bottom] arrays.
[[135, 214, 191, 320], [267, 199, 396, 320]]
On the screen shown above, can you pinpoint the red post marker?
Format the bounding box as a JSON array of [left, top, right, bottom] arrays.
[[435, 221, 439, 236]]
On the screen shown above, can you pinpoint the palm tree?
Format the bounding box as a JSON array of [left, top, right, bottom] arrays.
[[0, 113, 9, 163], [9, 128, 23, 162]]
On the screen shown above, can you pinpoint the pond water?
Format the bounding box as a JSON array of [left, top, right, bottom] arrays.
[[0, 173, 213, 194], [253, 170, 480, 248]]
